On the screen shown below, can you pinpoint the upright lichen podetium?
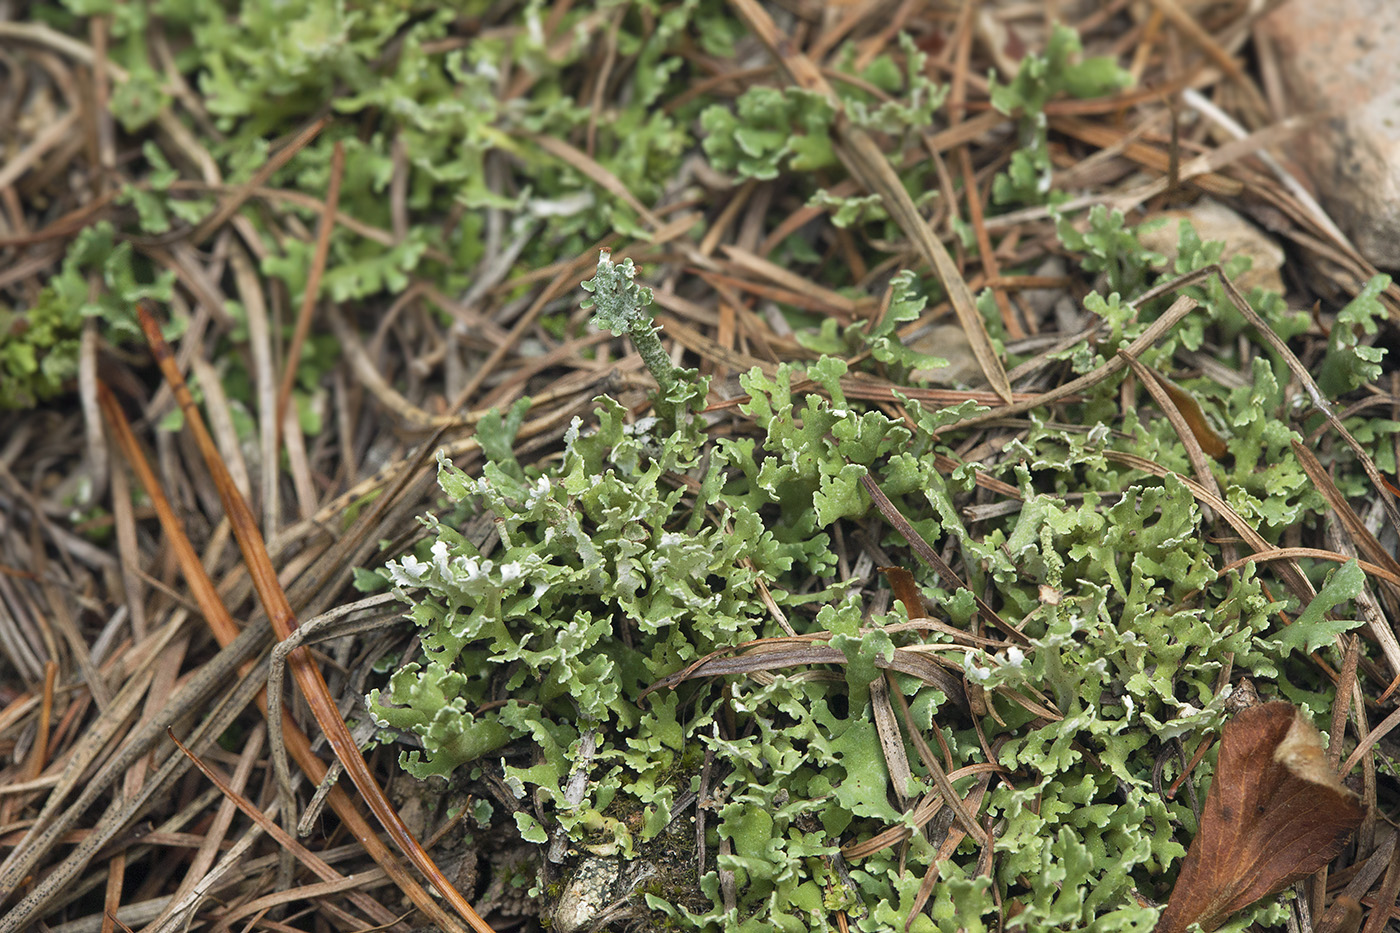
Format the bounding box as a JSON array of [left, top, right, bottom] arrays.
[[582, 249, 687, 420]]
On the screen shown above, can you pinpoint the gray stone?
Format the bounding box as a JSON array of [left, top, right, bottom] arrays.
[[1258, 0, 1400, 269], [549, 856, 658, 933], [550, 857, 621, 933], [1136, 199, 1286, 297]]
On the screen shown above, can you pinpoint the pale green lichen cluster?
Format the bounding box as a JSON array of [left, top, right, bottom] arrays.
[[349, 14, 1393, 933], [370, 218, 1389, 930]]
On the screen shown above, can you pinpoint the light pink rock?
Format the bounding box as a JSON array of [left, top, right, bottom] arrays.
[[1137, 199, 1286, 297], [1258, 0, 1400, 269]]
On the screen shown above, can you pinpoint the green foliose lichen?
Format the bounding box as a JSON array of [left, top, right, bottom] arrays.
[[353, 18, 1371, 933], [373, 286, 1367, 931]]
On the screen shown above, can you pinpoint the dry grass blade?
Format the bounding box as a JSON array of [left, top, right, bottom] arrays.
[[910, 728, 986, 848], [1117, 351, 1222, 499], [939, 291, 1203, 432], [263, 592, 404, 832], [326, 305, 462, 430], [157, 722, 271, 931], [1330, 636, 1362, 768], [275, 138, 345, 439], [905, 771, 994, 928], [0, 190, 118, 248], [529, 133, 660, 228], [0, 110, 81, 192], [95, 383, 420, 931], [1217, 548, 1400, 592], [0, 619, 190, 898], [841, 381, 1039, 408], [840, 763, 1003, 861], [162, 729, 395, 922], [1290, 441, 1400, 587], [0, 637, 273, 933], [1320, 834, 1395, 933], [945, 0, 1019, 343], [447, 244, 607, 411], [868, 674, 914, 812], [1144, 0, 1250, 84], [1319, 897, 1364, 933], [655, 311, 786, 379], [1342, 704, 1400, 777], [163, 180, 453, 260], [643, 635, 967, 711], [837, 119, 1014, 402], [28, 534, 109, 709], [1052, 116, 1244, 199], [839, 788, 948, 860], [717, 245, 872, 318], [180, 115, 330, 246], [133, 303, 494, 933], [26, 663, 56, 782], [697, 268, 859, 319], [1360, 838, 1400, 933], [1109, 114, 1312, 214], [725, 0, 1012, 403], [97, 383, 238, 644], [887, 671, 1000, 848], [857, 472, 1024, 643]]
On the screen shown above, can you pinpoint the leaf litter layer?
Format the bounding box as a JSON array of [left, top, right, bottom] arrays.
[[2, 2, 1400, 933]]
